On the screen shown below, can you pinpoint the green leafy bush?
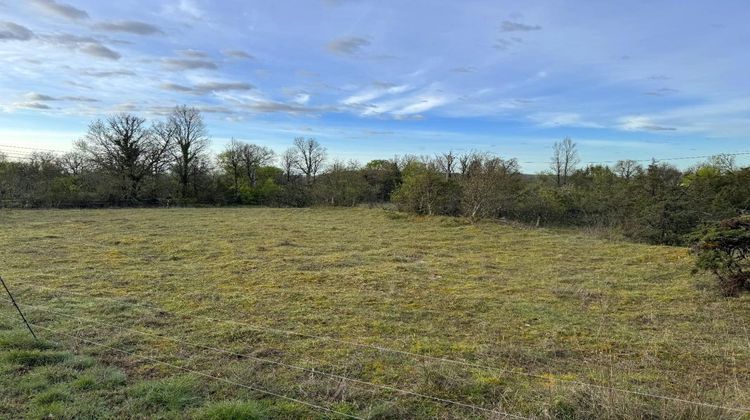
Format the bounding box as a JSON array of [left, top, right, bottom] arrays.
[[691, 215, 750, 296]]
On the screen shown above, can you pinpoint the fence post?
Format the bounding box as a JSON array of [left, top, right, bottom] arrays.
[[0, 275, 37, 339]]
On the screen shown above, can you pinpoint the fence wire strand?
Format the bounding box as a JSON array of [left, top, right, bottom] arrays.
[[6, 286, 750, 415]]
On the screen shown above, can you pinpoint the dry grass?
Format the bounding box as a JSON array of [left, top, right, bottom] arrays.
[[0, 207, 748, 418]]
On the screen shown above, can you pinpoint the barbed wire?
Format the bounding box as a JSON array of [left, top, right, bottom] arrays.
[[18, 283, 737, 359], [13, 285, 750, 414], [3, 299, 528, 418], [0, 313, 365, 420]]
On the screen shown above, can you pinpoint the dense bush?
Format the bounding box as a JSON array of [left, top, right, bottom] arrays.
[[691, 215, 750, 296]]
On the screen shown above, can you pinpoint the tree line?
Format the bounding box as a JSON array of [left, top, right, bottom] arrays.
[[1, 106, 749, 246]]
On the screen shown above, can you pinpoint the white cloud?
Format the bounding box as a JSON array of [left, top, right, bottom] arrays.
[[618, 116, 676, 131], [392, 95, 449, 115], [163, 0, 204, 19], [530, 112, 603, 128], [342, 84, 410, 106]]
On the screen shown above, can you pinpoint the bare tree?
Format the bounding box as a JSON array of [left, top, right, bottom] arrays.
[[161, 105, 210, 198], [293, 137, 326, 184], [280, 148, 297, 184], [550, 137, 579, 186], [435, 151, 456, 178], [29, 151, 57, 169], [238, 143, 275, 187], [57, 151, 88, 176], [708, 154, 737, 174], [458, 153, 470, 176], [77, 113, 171, 201], [613, 159, 642, 180]]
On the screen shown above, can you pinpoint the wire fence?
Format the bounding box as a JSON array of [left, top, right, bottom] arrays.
[[18, 282, 742, 368], [3, 285, 749, 416], [0, 313, 366, 420], [1, 298, 527, 418]]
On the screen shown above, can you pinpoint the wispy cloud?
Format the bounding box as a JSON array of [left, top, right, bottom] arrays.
[[160, 81, 254, 94], [23, 92, 98, 102], [80, 69, 136, 77], [493, 37, 523, 51], [162, 0, 204, 20], [618, 116, 677, 131], [29, 0, 89, 21], [644, 87, 678, 96], [222, 49, 254, 59], [178, 49, 207, 58], [529, 112, 603, 128], [451, 66, 477, 73], [342, 84, 411, 106], [0, 21, 34, 41], [327, 36, 370, 56], [42, 33, 121, 60], [17, 102, 52, 109], [500, 20, 541, 32], [242, 101, 319, 115], [25, 92, 57, 101], [162, 58, 218, 70], [93, 21, 164, 36], [78, 43, 121, 60]]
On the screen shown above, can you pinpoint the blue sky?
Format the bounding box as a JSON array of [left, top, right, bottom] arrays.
[[1, 0, 749, 171]]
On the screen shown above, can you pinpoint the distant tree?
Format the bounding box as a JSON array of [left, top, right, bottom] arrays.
[[458, 153, 470, 176], [461, 153, 521, 221], [239, 143, 274, 187], [626, 161, 694, 244], [550, 137, 579, 186], [613, 159, 642, 180], [57, 151, 89, 176], [280, 148, 297, 184], [163, 105, 210, 199], [292, 137, 326, 184], [708, 154, 737, 174], [363, 159, 401, 202], [315, 160, 369, 206], [435, 151, 456, 179], [393, 160, 461, 216], [77, 113, 171, 202], [217, 139, 243, 200]]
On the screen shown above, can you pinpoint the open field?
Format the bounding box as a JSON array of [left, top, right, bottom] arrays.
[[1, 208, 749, 419]]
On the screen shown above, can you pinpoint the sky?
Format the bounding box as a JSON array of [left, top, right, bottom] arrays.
[[1, 0, 749, 172]]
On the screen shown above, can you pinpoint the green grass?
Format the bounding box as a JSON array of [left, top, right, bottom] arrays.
[[0, 207, 748, 419]]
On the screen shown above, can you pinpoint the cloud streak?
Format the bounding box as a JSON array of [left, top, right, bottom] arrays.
[[500, 20, 541, 32], [327, 36, 370, 56], [0, 21, 34, 41], [162, 58, 218, 70], [93, 21, 164, 36], [29, 0, 89, 21], [222, 49, 254, 59], [160, 81, 254, 94]]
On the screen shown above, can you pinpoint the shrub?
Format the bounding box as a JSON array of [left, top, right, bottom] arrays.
[[691, 215, 750, 296]]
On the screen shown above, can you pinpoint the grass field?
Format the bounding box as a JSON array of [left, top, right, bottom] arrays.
[[1, 208, 749, 419]]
